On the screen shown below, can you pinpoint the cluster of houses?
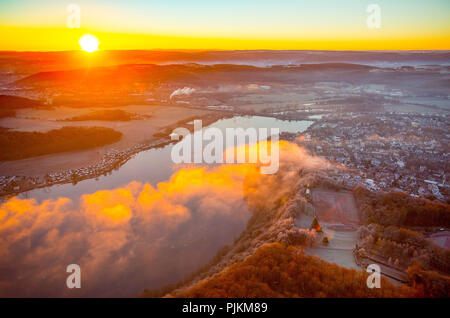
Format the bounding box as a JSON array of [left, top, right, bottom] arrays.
[[292, 111, 449, 202], [0, 138, 171, 197]]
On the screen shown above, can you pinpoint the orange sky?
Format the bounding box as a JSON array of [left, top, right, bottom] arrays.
[[2, 26, 449, 51], [1, 1, 449, 51]]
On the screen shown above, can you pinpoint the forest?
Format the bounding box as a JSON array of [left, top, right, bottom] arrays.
[[141, 180, 450, 298], [61, 109, 146, 121], [0, 126, 122, 160], [174, 243, 413, 298], [353, 186, 450, 296], [0, 95, 42, 109], [354, 186, 450, 227], [0, 94, 44, 118]]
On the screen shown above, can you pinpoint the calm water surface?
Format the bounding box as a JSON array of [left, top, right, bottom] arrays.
[[10, 116, 313, 296], [20, 116, 313, 201]]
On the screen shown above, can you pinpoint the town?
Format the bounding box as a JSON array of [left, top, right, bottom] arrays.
[[284, 111, 449, 202]]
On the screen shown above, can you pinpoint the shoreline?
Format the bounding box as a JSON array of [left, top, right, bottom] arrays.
[[0, 112, 227, 200], [0, 137, 173, 200]]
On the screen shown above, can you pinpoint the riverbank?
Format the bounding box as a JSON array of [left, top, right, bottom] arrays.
[[0, 110, 226, 199]]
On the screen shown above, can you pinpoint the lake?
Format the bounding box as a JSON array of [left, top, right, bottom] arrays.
[[20, 116, 313, 201], [5, 115, 313, 297]]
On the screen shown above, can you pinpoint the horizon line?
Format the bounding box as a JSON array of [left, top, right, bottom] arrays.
[[1, 49, 450, 53]]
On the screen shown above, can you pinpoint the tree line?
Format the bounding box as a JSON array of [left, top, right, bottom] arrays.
[[0, 126, 122, 160]]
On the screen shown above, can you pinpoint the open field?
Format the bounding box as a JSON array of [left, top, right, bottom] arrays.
[[304, 246, 359, 270], [311, 188, 360, 225], [429, 231, 450, 250], [295, 189, 360, 270], [295, 212, 359, 270]]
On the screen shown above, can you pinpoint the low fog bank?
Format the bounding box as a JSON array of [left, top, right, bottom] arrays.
[[0, 141, 333, 297]]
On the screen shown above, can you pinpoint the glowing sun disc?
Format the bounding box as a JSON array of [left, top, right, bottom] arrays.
[[79, 34, 99, 53]]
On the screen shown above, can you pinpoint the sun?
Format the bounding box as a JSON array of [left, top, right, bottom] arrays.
[[79, 34, 100, 53]]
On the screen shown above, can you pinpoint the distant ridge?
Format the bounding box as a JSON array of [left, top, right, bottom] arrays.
[[1, 50, 449, 77], [14, 63, 376, 88]]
